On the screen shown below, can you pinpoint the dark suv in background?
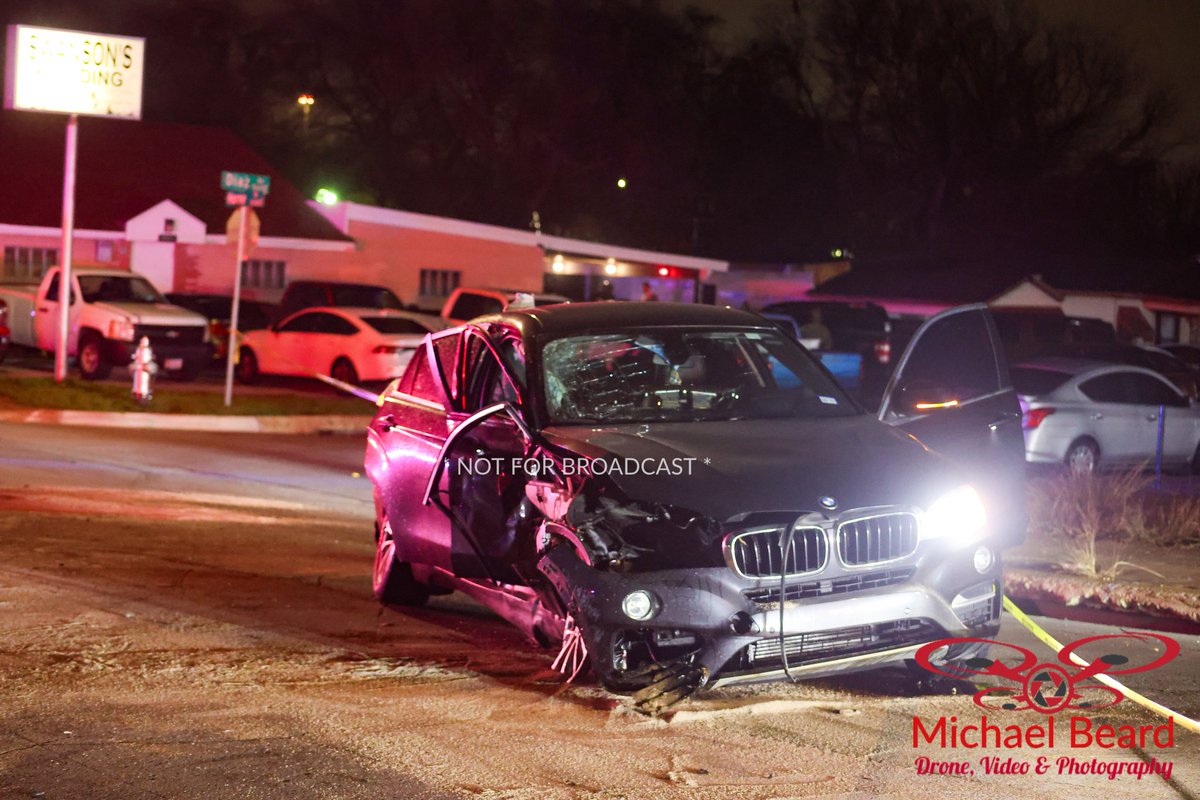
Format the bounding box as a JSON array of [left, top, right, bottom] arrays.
[[758, 300, 911, 408], [165, 293, 275, 363], [275, 280, 407, 322]]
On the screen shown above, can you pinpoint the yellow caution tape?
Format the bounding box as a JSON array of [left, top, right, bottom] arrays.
[[1002, 595, 1200, 735]]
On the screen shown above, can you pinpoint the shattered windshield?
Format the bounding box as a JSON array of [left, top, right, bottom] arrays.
[[541, 327, 859, 424]]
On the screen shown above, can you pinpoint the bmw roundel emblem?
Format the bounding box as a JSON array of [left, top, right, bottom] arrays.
[[819, 496, 838, 511]]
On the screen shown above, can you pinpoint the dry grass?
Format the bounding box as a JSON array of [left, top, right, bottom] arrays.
[[1025, 469, 1200, 580]]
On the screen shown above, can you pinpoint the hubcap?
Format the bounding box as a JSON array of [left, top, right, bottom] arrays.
[[1068, 446, 1095, 475], [80, 345, 98, 372]]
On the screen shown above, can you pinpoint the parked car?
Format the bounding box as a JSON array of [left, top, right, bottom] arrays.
[[165, 293, 276, 362], [757, 300, 911, 408], [0, 267, 210, 379], [1161, 343, 1200, 373], [441, 286, 570, 324], [275, 280, 407, 322], [366, 302, 1025, 708], [0, 298, 9, 363], [1013, 357, 1200, 474], [990, 308, 1115, 365], [236, 306, 447, 385], [1049, 342, 1198, 399]]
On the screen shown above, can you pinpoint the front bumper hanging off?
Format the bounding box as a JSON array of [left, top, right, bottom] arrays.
[[537, 538, 1003, 691]]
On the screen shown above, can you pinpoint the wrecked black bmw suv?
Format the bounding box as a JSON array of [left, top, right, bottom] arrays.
[[365, 302, 1026, 707]]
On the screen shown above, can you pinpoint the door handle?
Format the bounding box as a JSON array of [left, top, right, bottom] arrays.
[[375, 413, 398, 431], [1146, 413, 1159, 421], [37, 306, 49, 313], [1091, 413, 1103, 420]]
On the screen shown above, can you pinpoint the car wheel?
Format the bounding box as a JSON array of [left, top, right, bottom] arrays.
[[77, 333, 111, 380], [1065, 439, 1099, 476], [331, 357, 359, 386], [235, 347, 259, 384], [373, 518, 429, 606]]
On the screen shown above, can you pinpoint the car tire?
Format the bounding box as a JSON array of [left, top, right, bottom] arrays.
[[235, 347, 259, 385], [1065, 438, 1099, 476], [77, 333, 111, 380], [331, 357, 358, 386], [373, 518, 429, 607]]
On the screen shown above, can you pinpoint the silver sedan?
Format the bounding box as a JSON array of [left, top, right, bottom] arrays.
[[1014, 357, 1200, 474]]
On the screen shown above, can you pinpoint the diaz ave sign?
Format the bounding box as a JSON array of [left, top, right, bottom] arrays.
[[221, 170, 271, 208]]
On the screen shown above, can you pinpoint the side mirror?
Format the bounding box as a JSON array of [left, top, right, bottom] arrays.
[[896, 380, 961, 416]]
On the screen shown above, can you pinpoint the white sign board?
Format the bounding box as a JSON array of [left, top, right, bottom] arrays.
[[4, 25, 144, 119]]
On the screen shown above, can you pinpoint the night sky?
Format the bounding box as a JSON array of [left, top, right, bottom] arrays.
[[3, 0, 1198, 262], [690, 0, 1200, 156]]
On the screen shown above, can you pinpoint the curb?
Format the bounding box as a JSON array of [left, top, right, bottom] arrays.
[[1004, 567, 1200, 627], [0, 408, 371, 434]]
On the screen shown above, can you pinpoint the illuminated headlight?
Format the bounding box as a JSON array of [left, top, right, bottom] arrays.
[[621, 590, 658, 621], [108, 318, 136, 342], [973, 546, 994, 573], [922, 485, 987, 546]]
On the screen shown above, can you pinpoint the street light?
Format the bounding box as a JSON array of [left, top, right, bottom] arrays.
[[315, 187, 339, 205], [297, 93, 315, 137]]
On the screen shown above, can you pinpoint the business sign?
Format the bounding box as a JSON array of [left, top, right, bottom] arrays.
[[221, 170, 271, 208], [4, 25, 144, 119]]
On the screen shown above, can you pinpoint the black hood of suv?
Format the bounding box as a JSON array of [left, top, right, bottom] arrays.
[[543, 415, 959, 522]]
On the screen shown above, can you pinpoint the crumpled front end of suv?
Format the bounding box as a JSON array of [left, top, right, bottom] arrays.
[[527, 456, 1005, 702]]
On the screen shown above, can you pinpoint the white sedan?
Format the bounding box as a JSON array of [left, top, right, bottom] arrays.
[[236, 306, 447, 385]]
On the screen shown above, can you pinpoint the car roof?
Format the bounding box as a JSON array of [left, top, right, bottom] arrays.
[[1013, 356, 1112, 375], [286, 279, 386, 288], [457, 287, 571, 301], [1016, 356, 1179, 384], [487, 301, 773, 336], [283, 305, 446, 329], [287, 305, 426, 319]]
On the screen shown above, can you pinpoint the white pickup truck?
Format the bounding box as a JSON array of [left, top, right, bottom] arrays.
[[0, 267, 211, 380]]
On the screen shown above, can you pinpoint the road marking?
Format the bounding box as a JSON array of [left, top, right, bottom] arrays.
[[1003, 595, 1200, 735]]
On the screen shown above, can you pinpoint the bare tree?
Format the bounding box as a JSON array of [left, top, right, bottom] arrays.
[[809, 0, 1177, 247]]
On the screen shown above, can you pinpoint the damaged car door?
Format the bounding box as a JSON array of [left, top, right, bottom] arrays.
[[367, 329, 460, 603], [878, 304, 1026, 546], [424, 326, 534, 584]]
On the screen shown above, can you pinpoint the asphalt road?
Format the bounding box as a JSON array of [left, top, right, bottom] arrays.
[[1, 421, 1197, 799]]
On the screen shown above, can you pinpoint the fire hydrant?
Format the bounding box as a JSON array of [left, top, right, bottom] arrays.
[[130, 335, 158, 405]]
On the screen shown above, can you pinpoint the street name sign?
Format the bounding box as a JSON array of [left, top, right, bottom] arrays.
[[221, 170, 271, 208]]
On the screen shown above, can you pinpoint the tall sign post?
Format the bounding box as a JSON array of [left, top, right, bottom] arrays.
[[4, 25, 145, 381], [220, 171, 270, 407]]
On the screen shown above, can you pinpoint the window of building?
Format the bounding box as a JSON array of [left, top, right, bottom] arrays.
[[3, 246, 58, 281], [241, 259, 286, 289], [1156, 312, 1180, 344], [95, 240, 116, 263], [419, 268, 461, 298]]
